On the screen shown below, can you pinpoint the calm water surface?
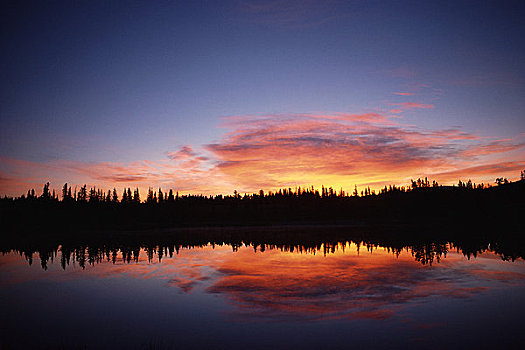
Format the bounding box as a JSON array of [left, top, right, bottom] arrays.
[[1, 238, 525, 349]]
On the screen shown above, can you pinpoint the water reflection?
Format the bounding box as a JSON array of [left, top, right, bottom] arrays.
[[1, 231, 525, 349], [2, 239, 525, 321], [2, 236, 524, 271], [207, 245, 519, 321]]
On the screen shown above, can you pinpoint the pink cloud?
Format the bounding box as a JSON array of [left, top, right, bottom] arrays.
[[205, 113, 524, 192], [458, 140, 525, 157], [1, 112, 523, 197], [389, 109, 403, 114], [167, 145, 198, 161], [393, 92, 416, 96], [0, 152, 233, 197], [390, 102, 435, 110], [431, 161, 525, 183]]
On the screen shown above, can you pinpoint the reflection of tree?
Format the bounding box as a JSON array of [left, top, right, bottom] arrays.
[[5, 230, 523, 271], [410, 243, 448, 265]]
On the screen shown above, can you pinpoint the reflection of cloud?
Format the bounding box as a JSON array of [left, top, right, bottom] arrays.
[[168, 277, 197, 293], [205, 246, 525, 321], [468, 270, 525, 284], [3, 243, 525, 324], [0, 246, 230, 289], [205, 247, 521, 321]]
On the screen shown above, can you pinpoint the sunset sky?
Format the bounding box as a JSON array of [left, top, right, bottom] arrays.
[[1, 0, 524, 197]]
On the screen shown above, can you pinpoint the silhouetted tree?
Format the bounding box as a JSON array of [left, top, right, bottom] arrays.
[[78, 185, 87, 202], [158, 188, 164, 203], [41, 182, 50, 200], [61, 183, 73, 202], [496, 178, 509, 186], [147, 188, 154, 203], [62, 183, 69, 201], [167, 189, 175, 202], [89, 187, 97, 202]]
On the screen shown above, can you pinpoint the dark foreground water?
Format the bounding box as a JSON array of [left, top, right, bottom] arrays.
[[1, 233, 525, 349]]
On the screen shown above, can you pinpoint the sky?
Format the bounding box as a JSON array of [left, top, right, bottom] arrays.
[[1, 0, 524, 197]]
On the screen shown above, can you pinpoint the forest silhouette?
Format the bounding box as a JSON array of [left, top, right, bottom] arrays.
[[1, 174, 524, 233]]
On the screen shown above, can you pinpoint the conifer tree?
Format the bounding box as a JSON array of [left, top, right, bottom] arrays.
[[62, 183, 69, 201], [78, 185, 87, 202], [41, 182, 50, 200]]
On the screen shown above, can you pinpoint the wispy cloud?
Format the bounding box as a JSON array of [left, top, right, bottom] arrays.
[[390, 102, 435, 110], [459, 140, 525, 158], [0, 153, 232, 197], [432, 161, 525, 183], [393, 92, 416, 96], [205, 113, 523, 192], [389, 109, 403, 114], [1, 112, 523, 197]]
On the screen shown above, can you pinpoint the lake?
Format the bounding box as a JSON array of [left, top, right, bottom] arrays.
[[1, 230, 525, 349]]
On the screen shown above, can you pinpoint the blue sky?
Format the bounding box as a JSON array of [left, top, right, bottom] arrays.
[[1, 0, 524, 195]]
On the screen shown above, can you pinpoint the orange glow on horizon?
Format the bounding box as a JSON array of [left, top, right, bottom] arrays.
[[1, 112, 523, 197]]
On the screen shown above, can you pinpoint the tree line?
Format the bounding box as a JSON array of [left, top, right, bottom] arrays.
[[1, 172, 523, 233], [8, 175, 512, 204]]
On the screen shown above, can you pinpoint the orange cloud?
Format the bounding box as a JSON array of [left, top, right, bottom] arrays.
[[431, 161, 525, 183], [0, 154, 233, 197], [205, 114, 523, 192], [458, 140, 525, 157], [1, 112, 523, 197]]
